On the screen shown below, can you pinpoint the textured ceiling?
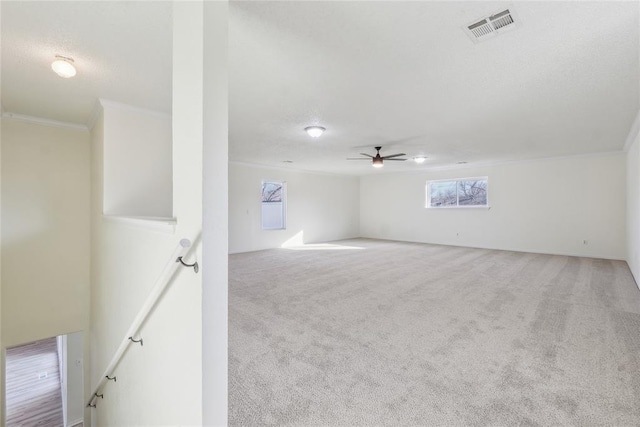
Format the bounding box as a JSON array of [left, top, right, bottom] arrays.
[[1, 1, 172, 125], [229, 1, 640, 175], [1, 2, 638, 176]]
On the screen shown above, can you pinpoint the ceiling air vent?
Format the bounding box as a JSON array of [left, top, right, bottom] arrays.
[[464, 9, 519, 43]]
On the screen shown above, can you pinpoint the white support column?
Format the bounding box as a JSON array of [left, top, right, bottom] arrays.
[[203, 1, 229, 425]]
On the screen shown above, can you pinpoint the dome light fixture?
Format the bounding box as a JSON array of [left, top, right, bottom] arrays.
[[304, 126, 325, 138], [413, 156, 427, 164], [51, 55, 76, 78]]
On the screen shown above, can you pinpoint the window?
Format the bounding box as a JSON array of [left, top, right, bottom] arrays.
[[427, 177, 488, 208], [262, 181, 286, 230]]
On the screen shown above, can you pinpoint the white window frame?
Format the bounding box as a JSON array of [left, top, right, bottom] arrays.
[[261, 180, 287, 230], [425, 176, 489, 209]]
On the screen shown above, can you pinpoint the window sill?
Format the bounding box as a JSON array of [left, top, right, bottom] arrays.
[[103, 215, 177, 233], [425, 206, 492, 210]]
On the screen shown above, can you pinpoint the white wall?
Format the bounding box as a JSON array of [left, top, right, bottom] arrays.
[[1, 119, 91, 347], [91, 2, 203, 426], [361, 153, 626, 260], [1, 118, 91, 424], [89, 3, 204, 426], [0, 5, 3, 421], [627, 129, 640, 284], [102, 100, 172, 218], [229, 163, 360, 253], [65, 332, 84, 427]]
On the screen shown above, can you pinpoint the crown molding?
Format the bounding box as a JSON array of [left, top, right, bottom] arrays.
[[232, 150, 626, 179], [98, 98, 171, 119], [361, 150, 627, 177], [1, 111, 88, 132], [624, 109, 640, 152], [86, 100, 103, 131], [229, 160, 359, 178]]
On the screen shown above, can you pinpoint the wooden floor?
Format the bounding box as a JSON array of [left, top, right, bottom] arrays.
[[6, 337, 64, 427]]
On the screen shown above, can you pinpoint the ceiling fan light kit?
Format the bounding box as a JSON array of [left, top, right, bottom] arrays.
[[347, 146, 408, 168]]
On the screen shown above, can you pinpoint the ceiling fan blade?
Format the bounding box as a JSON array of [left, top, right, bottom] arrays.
[[347, 158, 372, 160], [381, 153, 406, 159], [385, 158, 407, 161], [359, 153, 374, 158]]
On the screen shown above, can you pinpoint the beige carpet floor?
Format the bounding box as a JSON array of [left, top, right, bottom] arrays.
[[229, 239, 640, 426]]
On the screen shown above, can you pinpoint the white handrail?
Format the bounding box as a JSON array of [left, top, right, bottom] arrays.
[[87, 237, 198, 408]]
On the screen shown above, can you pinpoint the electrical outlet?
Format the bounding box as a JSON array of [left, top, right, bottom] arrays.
[[75, 359, 82, 367]]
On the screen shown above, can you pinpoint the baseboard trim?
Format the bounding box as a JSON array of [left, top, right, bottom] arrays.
[[358, 236, 625, 261], [627, 265, 640, 292], [67, 417, 83, 427]]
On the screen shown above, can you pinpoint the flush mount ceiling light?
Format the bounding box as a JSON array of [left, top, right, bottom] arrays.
[[413, 156, 427, 164], [305, 126, 325, 138], [51, 55, 76, 78]]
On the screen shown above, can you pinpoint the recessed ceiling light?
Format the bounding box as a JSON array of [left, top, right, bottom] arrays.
[[282, 160, 293, 163], [413, 156, 427, 164], [457, 161, 468, 164], [305, 126, 325, 138], [51, 55, 76, 78]]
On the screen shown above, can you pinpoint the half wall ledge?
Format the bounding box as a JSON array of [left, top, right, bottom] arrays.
[[103, 215, 177, 233]]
